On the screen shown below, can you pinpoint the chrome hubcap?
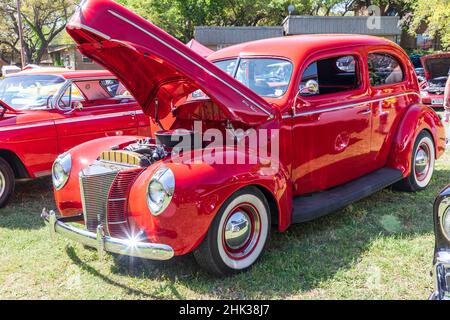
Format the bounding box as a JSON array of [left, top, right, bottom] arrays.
[[415, 143, 430, 181], [224, 210, 251, 250], [222, 204, 261, 260]]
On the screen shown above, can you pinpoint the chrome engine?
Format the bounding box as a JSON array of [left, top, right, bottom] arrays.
[[122, 138, 168, 166]]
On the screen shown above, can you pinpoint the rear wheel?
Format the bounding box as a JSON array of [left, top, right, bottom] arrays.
[[0, 157, 14, 207], [194, 187, 270, 276], [394, 130, 435, 192]]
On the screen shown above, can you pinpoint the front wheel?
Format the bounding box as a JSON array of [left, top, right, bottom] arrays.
[[394, 130, 435, 192], [194, 187, 270, 276], [0, 157, 14, 208]]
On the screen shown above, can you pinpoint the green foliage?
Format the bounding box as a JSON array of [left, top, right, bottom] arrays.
[[116, 0, 359, 42], [407, 0, 450, 50], [0, 0, 74, 64]]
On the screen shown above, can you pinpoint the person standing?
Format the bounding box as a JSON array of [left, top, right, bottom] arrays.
[[445, 68, 450, 109], [444, 68, 450, 146]]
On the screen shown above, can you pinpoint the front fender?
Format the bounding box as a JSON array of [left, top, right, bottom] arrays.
[[55, 136, 139, 216], [387, 104, 445, 176], [127, 148, 291, 256]]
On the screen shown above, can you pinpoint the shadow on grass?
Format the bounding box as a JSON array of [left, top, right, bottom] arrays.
[[101, 166, 450, 299], [0, 177, 54, 230], [1, 165, 449, 298]]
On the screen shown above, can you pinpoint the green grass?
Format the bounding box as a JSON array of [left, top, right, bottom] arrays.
[[0, 131, 449, 299]]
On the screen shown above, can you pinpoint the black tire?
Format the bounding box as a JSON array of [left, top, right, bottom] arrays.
[[394, 130, 435, 192], [0, 157, 14, 208], [193, 186, 271, 277]]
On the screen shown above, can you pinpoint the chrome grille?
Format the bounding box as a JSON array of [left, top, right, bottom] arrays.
[[106, 169, 143, 237], [80, 171, 117, 233]]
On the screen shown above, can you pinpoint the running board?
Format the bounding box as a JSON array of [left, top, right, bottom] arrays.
[[292, 168, 404, 223]]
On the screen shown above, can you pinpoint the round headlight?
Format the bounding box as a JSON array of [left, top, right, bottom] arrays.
[[439, 197, 450, 241], [147, 167, 175, 216], [52, 153, 72, 190]]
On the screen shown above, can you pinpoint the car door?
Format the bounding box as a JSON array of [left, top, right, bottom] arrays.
[[366, 50, 413, 169], [53, 78, 142, 153], [291, 50, 373, 195]]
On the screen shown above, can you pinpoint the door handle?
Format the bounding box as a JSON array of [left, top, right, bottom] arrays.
[[358, 108, 372, 115], [124, 111, 136, 118]]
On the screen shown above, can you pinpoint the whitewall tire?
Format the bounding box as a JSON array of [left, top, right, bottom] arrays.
[[194, 187, 270, 276], [395, 130, 435, 192]]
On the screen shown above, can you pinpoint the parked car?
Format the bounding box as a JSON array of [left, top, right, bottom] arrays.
[[1, 65, 21, 77], [0, 68, 150, 207], [419, 53, 450, 109], [430, 185, 450, 300], [42, 0, 446, 276], [415, 67, 426, 84]]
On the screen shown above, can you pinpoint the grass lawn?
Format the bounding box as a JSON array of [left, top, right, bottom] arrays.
[[0, 126, 449, 300]]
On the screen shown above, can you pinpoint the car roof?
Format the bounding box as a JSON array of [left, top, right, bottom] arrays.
[[8, 68, 113, 79], [208, 34, 396, 62]]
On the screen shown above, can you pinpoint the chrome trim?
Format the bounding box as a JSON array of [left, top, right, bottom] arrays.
[[431, 251, 450, 300], [284, 91, 421, 119], [439, 196, 450, 241], [147, 167, 175, 216], [52, 153, 72, 191], [41, 209, 174, 260], [105, 10, 273, 118], [0, 121, 55, 132], [68, 23, 112, 41], [0, 109, 140, 132], [54, 111, 138, 125]]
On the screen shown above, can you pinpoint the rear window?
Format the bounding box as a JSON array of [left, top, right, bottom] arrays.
[[368, 53, 404, 86]]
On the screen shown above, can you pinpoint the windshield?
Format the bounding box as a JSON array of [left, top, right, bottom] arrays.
[[214, 58, 293, 98], [0, 74, 65, 110]]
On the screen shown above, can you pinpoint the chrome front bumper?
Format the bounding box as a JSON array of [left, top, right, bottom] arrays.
[[430, 251, 450, 300], [41, 209, 174, 260]]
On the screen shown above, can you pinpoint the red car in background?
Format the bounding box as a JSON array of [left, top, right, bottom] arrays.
[[0, 68, 150, 206], [420, 53, 450, 108]]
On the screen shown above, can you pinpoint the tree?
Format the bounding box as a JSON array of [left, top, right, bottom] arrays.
[[407, 0, 450, 49], [0, 0, 74, 64], [117, 0, 357, 42]]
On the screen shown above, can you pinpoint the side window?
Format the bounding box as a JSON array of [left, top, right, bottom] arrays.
[[300, 55, 359, 96], [368, 53, 404, 86], [100, 79, 133, 99], [58, 83, 85, 109], [214, 59, 237, 76]]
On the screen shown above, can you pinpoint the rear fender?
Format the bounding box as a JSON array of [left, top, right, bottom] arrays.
[[387, 104, 445, 176]]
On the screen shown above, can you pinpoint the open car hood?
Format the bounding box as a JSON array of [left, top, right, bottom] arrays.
[[66, 0, 274, 125], [420, 53, 450, 80]]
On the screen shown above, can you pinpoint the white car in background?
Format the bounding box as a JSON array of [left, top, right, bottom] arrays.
[[1, 65, 21, 77]]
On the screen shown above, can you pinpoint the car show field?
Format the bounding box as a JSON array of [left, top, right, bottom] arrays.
[[0, 129, 448, 299], [0, 0, 449, 304]]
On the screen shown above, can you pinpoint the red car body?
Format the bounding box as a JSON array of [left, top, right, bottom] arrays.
[[0, 68, 150, 205], [420, 53, 450, 108], [43, 0, 445, 276]]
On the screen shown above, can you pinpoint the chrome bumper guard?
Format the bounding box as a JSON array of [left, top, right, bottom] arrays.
[[430, 251, 450, 300], [41, 209, 174, 260]]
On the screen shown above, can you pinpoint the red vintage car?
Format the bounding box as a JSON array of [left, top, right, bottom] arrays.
[[0, 68, 150, 207], [42, 0, 446, 276], [420, 53, 450, 108]]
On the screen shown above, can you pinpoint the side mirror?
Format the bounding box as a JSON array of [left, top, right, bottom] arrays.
[[300, 79, 319, 96]]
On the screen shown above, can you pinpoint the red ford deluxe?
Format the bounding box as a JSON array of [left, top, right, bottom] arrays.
[[43, 0, 445, 276], [0, 68, 150, 207]]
